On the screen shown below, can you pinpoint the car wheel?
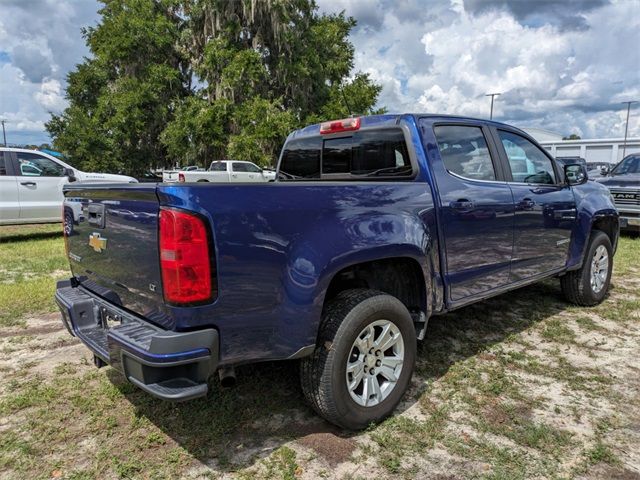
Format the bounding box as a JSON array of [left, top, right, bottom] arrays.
[[560, 230, 612, 306], [300, 289, 416, 430], [197, 179, 209, 182], [63, 210, 74, 236]]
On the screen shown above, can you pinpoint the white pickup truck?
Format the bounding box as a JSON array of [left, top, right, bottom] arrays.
[[176, 160, 276, 183], [0, 147, 136, 231]]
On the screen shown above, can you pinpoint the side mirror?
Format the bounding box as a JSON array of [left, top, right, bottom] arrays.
[[64, 168, 77, 182], [564, 164, 588, 186], [600, 165, 610, 175]]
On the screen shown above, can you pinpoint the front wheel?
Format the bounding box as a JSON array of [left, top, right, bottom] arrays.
[[300, 289, 416, 430], [560, 230, 613, 306]]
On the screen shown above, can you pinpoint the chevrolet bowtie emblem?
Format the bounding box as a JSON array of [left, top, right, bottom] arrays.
[[89, 232, 107, 253]]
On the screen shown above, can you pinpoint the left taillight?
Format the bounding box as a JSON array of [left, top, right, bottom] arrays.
[[159, 208, 215, 305]]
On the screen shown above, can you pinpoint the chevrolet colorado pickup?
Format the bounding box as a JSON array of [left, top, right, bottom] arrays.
[[55, 114, 619, 429]]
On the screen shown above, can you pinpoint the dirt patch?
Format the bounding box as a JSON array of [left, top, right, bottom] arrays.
[[297, 432, 356, 466]]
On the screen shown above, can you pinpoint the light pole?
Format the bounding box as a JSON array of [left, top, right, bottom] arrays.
[[1, 120, 6, 146], [621, 100, 638, 159], [485, 93, 501, 120]]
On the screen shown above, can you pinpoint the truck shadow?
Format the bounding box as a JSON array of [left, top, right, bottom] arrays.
[[109, 278, 584, 472]]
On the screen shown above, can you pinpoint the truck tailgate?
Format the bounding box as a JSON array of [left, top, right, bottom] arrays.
[[63, 183, 168, 326]]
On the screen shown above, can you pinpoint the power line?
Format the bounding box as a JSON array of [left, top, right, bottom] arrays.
[[485, 93, 501, 120], [621, 100, 638, 159]]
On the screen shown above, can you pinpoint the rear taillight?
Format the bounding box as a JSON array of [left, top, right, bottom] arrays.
[[159, 208, 215, 304], [178, 173, 185, 182]]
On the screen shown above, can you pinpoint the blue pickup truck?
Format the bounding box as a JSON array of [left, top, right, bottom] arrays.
[[55, 114, 618, 429]]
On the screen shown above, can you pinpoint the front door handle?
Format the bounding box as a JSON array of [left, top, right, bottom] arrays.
[[518, 198, 535, 210], [20, 181, 36, 187], [449, 200, 474, 209]]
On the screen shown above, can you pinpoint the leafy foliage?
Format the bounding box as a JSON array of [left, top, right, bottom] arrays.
[[47, 0, 383, 173]]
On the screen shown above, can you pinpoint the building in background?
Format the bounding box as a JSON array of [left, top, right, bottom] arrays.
[[521, 127, 640, 164]]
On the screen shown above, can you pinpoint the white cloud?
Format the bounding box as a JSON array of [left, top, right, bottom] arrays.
[[0, 0, 99, 145], [318, 0, 640, 138], [35, 79, 66, 112]]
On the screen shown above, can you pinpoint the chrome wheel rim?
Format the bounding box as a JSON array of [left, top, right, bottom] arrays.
[[345, 319, 404, 407], [590, 245, 609, 294]]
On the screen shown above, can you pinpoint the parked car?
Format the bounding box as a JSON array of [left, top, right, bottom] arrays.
[[597, 154, 640, 232], [0, 147, 136, 229], [55, 114, 618, 430], [177, 160, 276, 182], [162, 165, 202, 183]]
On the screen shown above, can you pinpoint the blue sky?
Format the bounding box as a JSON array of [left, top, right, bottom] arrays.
[[0, 0, 638, 145]]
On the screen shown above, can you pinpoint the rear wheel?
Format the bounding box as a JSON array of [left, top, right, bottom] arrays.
[[300, 289, 416, 430], [560, 231, 612, 306]]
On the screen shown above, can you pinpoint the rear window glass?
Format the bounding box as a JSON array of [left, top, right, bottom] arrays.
[[0, 153, 6, 176], [279, 129, 412, 180], [279, 137, 321, 179]]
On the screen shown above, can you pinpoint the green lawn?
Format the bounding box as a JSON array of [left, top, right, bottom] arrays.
[[0, 226, 638, 479], [0, 224, 69, 327]]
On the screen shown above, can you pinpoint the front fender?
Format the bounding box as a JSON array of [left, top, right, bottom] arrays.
[[567, 181, 619, 270]]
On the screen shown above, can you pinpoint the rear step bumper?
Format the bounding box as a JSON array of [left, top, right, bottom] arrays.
[[55, 280, 218, 401]]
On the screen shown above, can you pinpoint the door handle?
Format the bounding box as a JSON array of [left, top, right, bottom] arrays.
[[20, 181, 36, 187], [449, 200, 474, 209], [518, 198, 535, 210]]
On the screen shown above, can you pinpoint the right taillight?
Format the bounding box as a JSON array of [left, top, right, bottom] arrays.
[[178, 173, 185, 182], [159, 208, 215, 304]]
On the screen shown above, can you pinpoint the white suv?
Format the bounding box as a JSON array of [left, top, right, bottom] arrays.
[[0, 148, 136, 228]]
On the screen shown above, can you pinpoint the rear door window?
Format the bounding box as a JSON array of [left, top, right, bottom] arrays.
[[433, 125, 497, 181], [209, 162, 226, 171], [0, 153, 7, 176]]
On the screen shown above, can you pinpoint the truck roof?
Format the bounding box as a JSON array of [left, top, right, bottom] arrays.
[[286, 113, 529, 141]]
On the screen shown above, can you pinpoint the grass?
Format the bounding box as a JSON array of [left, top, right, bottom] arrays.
[[0, 227, 638, 479], [0, 224, 69, 327]]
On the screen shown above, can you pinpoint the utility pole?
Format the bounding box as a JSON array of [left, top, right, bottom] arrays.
[[1, 120, 6, 146], [621, 100, 638, 159], [485, 93, 501, 120]]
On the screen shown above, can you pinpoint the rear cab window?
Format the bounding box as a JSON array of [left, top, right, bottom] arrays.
[[278, 128, 414, 180]]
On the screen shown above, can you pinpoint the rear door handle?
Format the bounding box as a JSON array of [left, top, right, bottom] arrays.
[[20, 181, 36, 187], [449, 200, 474, 209]]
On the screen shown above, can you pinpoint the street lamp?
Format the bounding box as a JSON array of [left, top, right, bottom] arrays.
[[621, 100, 638, 159], [485, 93, 501, 120]]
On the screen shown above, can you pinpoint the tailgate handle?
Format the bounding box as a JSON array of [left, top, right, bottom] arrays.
[[87, 204, 106, 228]]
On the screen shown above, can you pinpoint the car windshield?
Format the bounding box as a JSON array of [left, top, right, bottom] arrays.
[[610, 155, 640, 175]]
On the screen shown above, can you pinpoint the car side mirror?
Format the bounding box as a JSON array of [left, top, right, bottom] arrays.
[[64, 168, 77, 182], [564, 164, 588, 186], [600, 165, 610, 175]]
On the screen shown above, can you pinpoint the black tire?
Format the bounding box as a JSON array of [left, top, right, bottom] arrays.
[[560, 230, 612, 306], [197, 179, 209, 182], [300, 289, 416, 430], [63, 210, 74, 236]]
